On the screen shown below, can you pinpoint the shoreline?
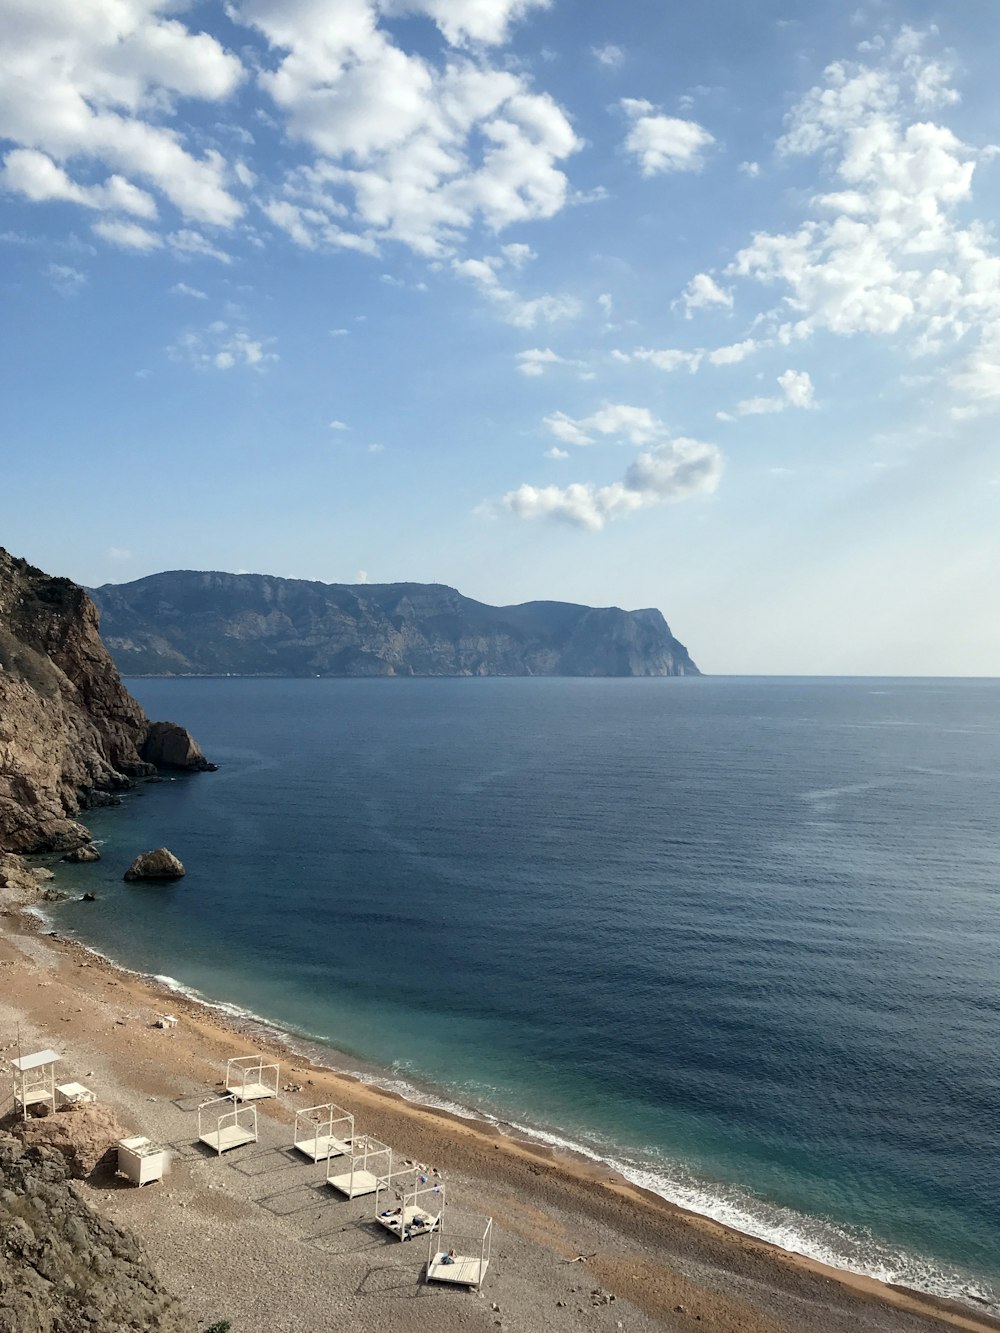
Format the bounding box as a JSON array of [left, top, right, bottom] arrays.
[[31, 889, 1000, 1321], [4, 893, 999, 1333]]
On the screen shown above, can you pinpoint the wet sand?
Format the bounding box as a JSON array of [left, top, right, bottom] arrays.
[[1, 906, 996, 1333]]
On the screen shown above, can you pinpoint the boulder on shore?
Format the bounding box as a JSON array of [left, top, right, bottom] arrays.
[[123, 848, 185, 881], [140, 721, 217, 772], [62, 843, 101, 863]]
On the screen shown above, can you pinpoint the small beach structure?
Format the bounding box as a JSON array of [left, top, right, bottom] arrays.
[[374, 1167, 444, 1243], [426, 1211, 493, 1290], [117, 1136, 169, 1186], [225, 1055, 279, 1102], [198, 1094, 258, 1155], [293, 1102, 354, 1162], [56, 1079, 97, 1108], [10, 1049, 59, 1119], [326, 1134, 391, 1199]]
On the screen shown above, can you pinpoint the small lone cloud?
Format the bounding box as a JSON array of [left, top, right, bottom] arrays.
[[329, 420, 348, 431], [107, 547, 132, 561], [46, 263, 86, 296]]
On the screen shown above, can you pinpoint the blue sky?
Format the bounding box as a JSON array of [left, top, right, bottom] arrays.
[[2, 1, 999, 673]]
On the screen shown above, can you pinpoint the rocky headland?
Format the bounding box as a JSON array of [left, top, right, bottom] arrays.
[[89, 569, 701, 678], [0, 547, 211, 857]]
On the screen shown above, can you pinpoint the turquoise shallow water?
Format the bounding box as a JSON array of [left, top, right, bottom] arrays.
[[49, 677, 1000, 1310]]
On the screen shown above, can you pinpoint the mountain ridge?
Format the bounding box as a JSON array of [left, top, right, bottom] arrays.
[[88, 569, 700, 678]]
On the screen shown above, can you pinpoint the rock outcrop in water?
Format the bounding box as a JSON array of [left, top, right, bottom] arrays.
[[89, 570, 701, 678], [123, 848, 185, 881], [0, 547, 211, 855]]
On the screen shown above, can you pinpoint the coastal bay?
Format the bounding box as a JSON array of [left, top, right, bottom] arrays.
[[36, 675, 1000, 1320], [1, 916, 997, 1333]]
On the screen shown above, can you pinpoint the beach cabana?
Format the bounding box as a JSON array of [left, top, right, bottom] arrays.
[[10, 1049, 59, 1120], [117, 1136, 169, 1185], [225, 1055, 279, 1102], [198, 1094, 258, 1155], [293, 1102, 354, 1162], [325, 1134, 391, 1199], [426, 1211, 493, 1290], [374, 1167, 444, 1243]]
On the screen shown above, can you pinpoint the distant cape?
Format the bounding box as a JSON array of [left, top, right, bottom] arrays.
[[88, 571, 700, 679]]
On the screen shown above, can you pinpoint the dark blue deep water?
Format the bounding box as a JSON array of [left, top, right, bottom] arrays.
[[50, 678, 1000, 1308]]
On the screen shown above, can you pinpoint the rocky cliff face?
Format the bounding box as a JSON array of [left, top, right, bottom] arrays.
[[0, 549, 208, 854], [90, 571, 701, 678], [0, 1133, 188, 1333]]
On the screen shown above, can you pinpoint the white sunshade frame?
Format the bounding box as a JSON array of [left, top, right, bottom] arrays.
[[197, 1094, 259, 1155], [374, 1168, 445, 1243], [293, 1102, 355, 1162], [326, 1134, 392, 1198], [426, 1210, 493, 1290], [225, 1055, 279, 1102]]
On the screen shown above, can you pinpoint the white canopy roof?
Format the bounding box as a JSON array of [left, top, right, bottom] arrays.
[[11, 1049, 60, 1072]]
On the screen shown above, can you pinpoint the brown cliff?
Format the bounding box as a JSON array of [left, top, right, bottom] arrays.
[[0, 548, 209, 855]]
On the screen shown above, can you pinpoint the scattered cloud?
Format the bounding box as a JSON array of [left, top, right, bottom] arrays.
[[593, 44, 624, 69], [368, 442, 384, 453], [545, 445, 569, 460], [719, 30, 1000, 411], [0, 6, 245, 229], [500, 432, 723, 530], [708, 338, 759, 365], [739, 161, 760, 178], [629, 347, 703, 373], [241, 0, 580, 257], [93, 219, 163, 251], [170, 320, 277, 371], [679, 272, 733, 316], [329, 419, 349, 431], [2, 150, 158, 218], [620, 98, 714, 176], [452, 249, 580, 327], [718, 369, 816, 420], [46, 263, 86, 296], [168, 228, 231, 263], [170, 282, 207, 299], [544, 403, 665, 447]]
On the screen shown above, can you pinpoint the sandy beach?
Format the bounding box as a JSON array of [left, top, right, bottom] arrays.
[[1, 900, 996, 1333]]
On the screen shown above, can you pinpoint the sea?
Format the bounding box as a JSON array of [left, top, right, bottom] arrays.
[[46, 676, 1000, 1312]]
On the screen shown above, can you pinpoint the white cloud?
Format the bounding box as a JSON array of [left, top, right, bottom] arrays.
[[593, 44, 624, 69], [0, 2, 245, 228], [597, 292, 613, 317], [739, 160, 760, 178], [170, 282, 207, 299], [170, 321, 278, 371], [679, 272, 733, 316], [368, 442, 384, 452], [720, 31, 1000, 410], [107, 547, 132, 561], [545, 445, 569, 460], [620, 98, 714, 176], [168, 228, 231, 263], [329, 419, 349, 430], [544, 403, 667, 447], [632, 347, 703, 373], [708, 338, 758, 365], [452, 249, 580, 327], [45, 263, 86, 296], [93, 218, 163, 251], [501, 435, 723, 530], [720, 369, 816, 419], [2, 149, 158, 218], [517, 347, 563, 376], [379, 0, 551, 47], [238, 0, 579, 256]]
